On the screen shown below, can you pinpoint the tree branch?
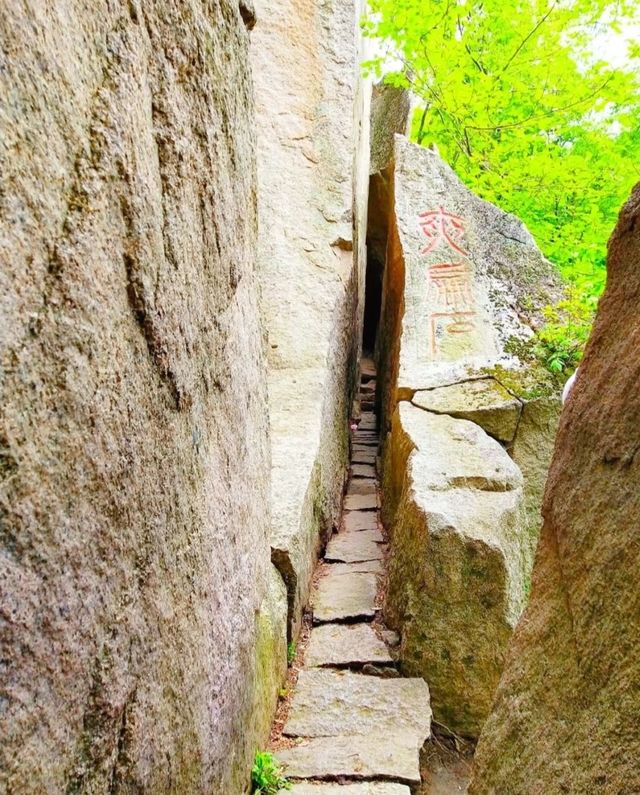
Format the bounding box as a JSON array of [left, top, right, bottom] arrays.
[[500, 0, 559, 75]]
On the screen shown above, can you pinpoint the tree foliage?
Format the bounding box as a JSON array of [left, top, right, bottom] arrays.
[[363, 0, 640, 372]]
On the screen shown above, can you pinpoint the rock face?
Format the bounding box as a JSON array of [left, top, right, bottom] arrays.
[[412, 378, 522, 443], [251, 0, 371, 639], [378, 136, 562, 738], [0, 2, 286, 793], [470, 186, 640, 793], [370, 84, 412, 177], [383, 404, 527, 737], [379, 136, 562, 424]]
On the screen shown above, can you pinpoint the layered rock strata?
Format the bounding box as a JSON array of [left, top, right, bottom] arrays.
[[470, 185, 640, 794], [377, 136, 562, 737]]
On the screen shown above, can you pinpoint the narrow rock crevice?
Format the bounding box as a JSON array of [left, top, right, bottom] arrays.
[[271, 362, 432, 791]]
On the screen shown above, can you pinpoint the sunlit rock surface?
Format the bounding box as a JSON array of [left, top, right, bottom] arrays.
[[383, 404, 527, 737], [251, 0, 371, 639], [378, 136, 562, 737]]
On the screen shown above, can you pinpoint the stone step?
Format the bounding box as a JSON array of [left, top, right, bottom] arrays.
[[305, 623, 393, 668], [311, 568, 378, 623], [282, 785, 410, 795], [346, 479, 376, 496], [343, 511, 378, 532], [344, 492, 378, 511], [325, 529, 384, 564], [352, 464, 376, 478], [275, 734, 421, 784], [360, 360, 376, 378], [325, 560, 382, 575], [352, 450, 376, 465], [283, 669, 431, 745]]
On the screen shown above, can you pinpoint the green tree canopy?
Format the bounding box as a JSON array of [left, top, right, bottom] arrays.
[[363, 0, 640, 371]]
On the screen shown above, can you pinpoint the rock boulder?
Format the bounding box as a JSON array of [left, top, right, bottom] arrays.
[[470, 185, 640, 793], [383, 404, 527, 737], [378, 136, 562, 738]]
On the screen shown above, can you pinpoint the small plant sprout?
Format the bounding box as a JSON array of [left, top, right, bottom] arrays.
[[287, 641, 296, 665], [251, 751, 291, 794]]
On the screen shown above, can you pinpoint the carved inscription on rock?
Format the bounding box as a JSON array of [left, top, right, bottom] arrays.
[[418, 207, 480, 358]]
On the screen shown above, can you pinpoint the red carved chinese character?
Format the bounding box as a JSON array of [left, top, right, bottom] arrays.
[[430, 312, 477, 355], [427, 261, 474, 310], [418, 207, 468, 255]]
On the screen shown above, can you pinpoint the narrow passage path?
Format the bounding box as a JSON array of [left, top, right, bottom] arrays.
[[274, 362, 432, 793]]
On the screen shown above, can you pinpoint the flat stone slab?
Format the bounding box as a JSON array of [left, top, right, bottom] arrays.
[[344, 492, 378, 511], [284, 669, 431, 743], [343, 511, 378, 532], [305, 623, 393, 667], [352, 464, 377, 478], [283, 783, 411, 795], [312, 569, 377, 622], [325, 529, 384, 563], [352, 450, 376, 464], [361, 360, 376, 378], [275, 734, 421, 784], [347, 478, 376, 496], [413, 377, 522, 443], [326, 560, 382, 574]]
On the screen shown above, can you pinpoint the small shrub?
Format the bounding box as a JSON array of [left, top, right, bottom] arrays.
[[287, 641, 296, 666], [533, 288, 595, 374], [251, 751, 290, 794]]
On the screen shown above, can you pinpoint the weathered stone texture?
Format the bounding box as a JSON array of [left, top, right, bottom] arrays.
[[376, 135, 563, 739], [284, 669, 431, 742], [370, 84, 411, 176], [311, 567, 378, 624], [470, 186, 640, 794], [412, 377, 522, 443], [0, 3, 284, 793], [305, 623, 392, 668], [510, 395, 561, 572], [383, 404, 527, 737], [378, 137, 562, 426], [251, 0, 370, 639], [275, 734, 422, 784], [284, 784, 410, 795]]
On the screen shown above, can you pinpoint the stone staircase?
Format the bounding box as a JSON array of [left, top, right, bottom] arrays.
[[275, 362, 432, 793]]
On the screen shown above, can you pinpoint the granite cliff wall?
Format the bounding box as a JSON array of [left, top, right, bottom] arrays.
[[0, 3, 285, 793], [251, 0, 370, 639]]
